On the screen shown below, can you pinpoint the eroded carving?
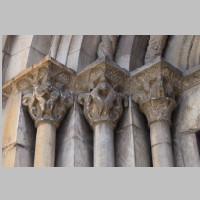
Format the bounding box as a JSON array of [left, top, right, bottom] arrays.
[[130, 58, 181, 107], [175, 68, 200, 94], [76, 59, 128, 94], [130, 58, 180, 125], [78, 76, 128, 128], [22, 72, 74, 128], [97, 35, 119, 60], [2, 56, 75, 97], [145, 35, 168, 64], [141, 97, 176, 126]]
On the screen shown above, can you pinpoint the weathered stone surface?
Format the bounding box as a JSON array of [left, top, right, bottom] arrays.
[[181, 133, 200, 167], [56, 35, 72, 65], [145, 35, 168, 64], [10, 35, 33, 55], [172, 84, 200, 135], [2, 35, 200, 167], [34, 123, 56, 167], [164, 35, 195, 70], [94, 122, 115, 167], [56, 102, 93, 167], [115, 125, 151, 167], [172, 136, 185, 167], [115, 125, 135, 167], [97, 35, 119, 60], [2, 92, 35, 167], [31, 35, 53, 55]]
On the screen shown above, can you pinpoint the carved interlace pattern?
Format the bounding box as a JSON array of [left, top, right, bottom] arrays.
[[145, 36, 168, 64], [22, 69, 74, 128], [97, 35, 119, 59], [78, 77, 128, 128]]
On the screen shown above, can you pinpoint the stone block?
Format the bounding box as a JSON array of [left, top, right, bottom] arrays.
[[68, 35, 83, 54], [56, 35, 72, 65], [5, 48, 29, 82], [181, 133, 200, 167], [56, 103, 93, 167], [31, 35, 52, 55], [172, 84, 200, 135], [11, 35, 33, 55], [172, 136, 185, 167]]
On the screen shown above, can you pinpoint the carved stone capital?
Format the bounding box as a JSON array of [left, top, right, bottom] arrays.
[[141, 97, 176, 126], [130, 57, 181, 126], [3, 56, 76, 97], [130, 57, 182, 107], [3, 56, 76, 128], [22, 81, 74, 128], [97, 35, 119, 60], [145, 35, 168, 64], [77, 58, 129, 128]]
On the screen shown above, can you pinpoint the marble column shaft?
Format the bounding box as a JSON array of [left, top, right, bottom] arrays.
[[34, 123, 56, 167], [150, 121, 174, 167], [94, 122, 115, 167]]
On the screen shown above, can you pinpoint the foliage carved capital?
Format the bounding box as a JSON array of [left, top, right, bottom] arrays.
[[3, 56, 76, 128], [77, 58, 129, 128], [129, 57, 181, 125]]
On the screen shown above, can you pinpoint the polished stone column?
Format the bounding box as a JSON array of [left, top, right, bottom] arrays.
[[34, 123, 56, 167], [94, 122, 115, 167], [142, 98, 176, 167]]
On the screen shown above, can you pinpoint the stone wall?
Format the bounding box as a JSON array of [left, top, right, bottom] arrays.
[[2, 35, 200, 167]]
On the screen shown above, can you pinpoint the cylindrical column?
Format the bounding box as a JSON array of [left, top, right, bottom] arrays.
[[34, 123, 56, 167], [94, 122, 114, 167], [150, 121, 174, 167], [141, 98, 176, 167], [181, 133, 200, 167]]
